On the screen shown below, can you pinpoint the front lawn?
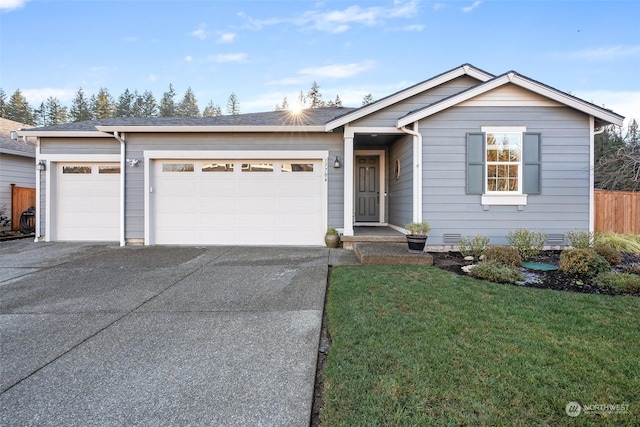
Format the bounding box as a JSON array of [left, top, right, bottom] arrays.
[[322, 266, 640, 426]]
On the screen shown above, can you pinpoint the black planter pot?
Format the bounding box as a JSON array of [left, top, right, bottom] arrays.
[[406, 235, 428, 253]]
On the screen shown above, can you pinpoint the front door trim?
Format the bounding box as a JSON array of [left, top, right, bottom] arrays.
[[354, 149, 386, 224]]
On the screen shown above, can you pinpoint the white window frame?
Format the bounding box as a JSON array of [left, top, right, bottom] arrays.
[[481, 126, 528, 206]]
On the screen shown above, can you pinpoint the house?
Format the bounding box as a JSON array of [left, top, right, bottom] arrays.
[[0, 118, 35, 231], [16, 64, 624, 248]]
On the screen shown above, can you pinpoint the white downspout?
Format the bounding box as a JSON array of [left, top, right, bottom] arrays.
[[400, 124, 423, 223], [114, 131, 126, 246], [34, 137, 41, 242]]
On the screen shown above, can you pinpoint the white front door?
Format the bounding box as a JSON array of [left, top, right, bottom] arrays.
[[56, 163, 120, 241], [152, 159, 324, 245]]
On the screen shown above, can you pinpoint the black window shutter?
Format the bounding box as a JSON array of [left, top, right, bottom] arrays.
[[523, 133, 542, 194], [466, 133, 485, 194]]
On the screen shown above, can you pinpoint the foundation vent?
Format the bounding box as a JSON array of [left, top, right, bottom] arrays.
[[546, 233, 565, 245], [443, 233, 462, 244]]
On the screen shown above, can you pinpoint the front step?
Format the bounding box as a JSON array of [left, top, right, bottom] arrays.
[[354, 242, 434, 266]]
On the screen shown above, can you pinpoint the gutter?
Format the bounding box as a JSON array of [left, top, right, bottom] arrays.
[[399, 124, 423, 223], [113, 131, 126, 247]]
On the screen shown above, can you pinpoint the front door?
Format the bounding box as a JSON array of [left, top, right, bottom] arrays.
[[355, 155, 380, 222]]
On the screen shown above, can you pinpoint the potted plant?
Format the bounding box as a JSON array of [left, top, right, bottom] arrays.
[[325, 227, 340, 248], [405, 221, 431, 253]]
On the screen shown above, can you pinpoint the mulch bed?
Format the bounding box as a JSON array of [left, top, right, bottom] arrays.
[[430, 250, 640, 296]]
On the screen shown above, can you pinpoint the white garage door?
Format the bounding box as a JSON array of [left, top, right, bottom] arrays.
[[56, 163, 120, 241], [152, 159, 324, 245]]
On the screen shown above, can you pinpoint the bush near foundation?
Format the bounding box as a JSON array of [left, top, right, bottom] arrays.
[[594, 272, 640, 294], [484, 246, 522, 268], [468, 261, 524, 284], [594, 244, 622, 266], [559, 248, 610, 277], [507, 229, 547, 260]]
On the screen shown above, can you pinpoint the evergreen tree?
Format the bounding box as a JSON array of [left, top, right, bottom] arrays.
[[131, 91, 144, 117], [140, 90, 158, 117], [6, 89, 35, 125], [202, 100, 222, 117], [34, 102, 47, 127], [116, 88, 135, 117], [307, 81, 324, 108], [275, 96, 290, 111], [69, 88, 92, 122], [159, 84, 177, 117], [0, 88, 6, 118], [297, 90, 307, 110], [327, 94, 342, 107], [226, 92, 240, 115], [362, 93, 374, 106], [177, 87, 200, 117], [45, 96, 68, 125], [91, 88, 115, 119]]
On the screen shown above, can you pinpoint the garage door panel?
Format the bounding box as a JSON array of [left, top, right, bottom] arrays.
[[153, 159, 324, 245], [56, 163, 120, 241]]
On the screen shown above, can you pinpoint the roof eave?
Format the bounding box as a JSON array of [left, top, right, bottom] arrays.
[[397, 73, 625, 128], [16, 130, 113, 138], [95, 125, 328, 133], [0, 148, 36, 157], [325, 64, 494, 131]]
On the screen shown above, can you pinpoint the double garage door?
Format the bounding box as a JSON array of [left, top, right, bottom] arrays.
[[152, 159, 324, 245]]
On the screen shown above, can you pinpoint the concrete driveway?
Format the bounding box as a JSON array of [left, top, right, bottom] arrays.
[[0, 241, 345, 426]]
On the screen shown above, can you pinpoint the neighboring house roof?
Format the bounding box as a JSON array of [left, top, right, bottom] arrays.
[[325, 63, 495, 131], [0, 118, 35, 157], [396, 71, 625, 128]]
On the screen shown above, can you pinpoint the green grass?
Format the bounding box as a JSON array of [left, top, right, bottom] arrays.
[[322, 266, 640, 426]]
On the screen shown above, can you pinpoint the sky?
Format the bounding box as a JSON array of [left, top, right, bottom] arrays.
[[1, 0, 639, 126]]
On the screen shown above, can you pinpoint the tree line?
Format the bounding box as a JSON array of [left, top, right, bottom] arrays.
[[594, 119, 640, 192], [0, 82, 375, 127]]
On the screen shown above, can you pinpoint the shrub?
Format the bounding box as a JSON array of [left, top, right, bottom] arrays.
[[596, 233, 640, 254], [458, 235, 490, 259], [594, 244, 621, 266], [559, 248, 611, 277], [0, 204, 10, 227], [484, 246, 522, 268], [622, 264, 640, 275], [468, 261, 524, 284], [594, 272, 640, 294], [565, 230, 594, 249], [507, 229, 547, 260]]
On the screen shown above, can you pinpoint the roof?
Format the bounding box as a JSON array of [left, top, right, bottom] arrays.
[[0, 118, 35, 157], [396, 71, 625, 128], [18, 108, 357, 137]]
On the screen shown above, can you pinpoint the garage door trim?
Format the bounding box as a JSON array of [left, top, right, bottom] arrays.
[[143, 150, 329, 245]]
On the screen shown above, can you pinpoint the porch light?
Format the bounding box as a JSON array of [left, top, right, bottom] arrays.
[[334, 156, 341, 168], [36, 160, 46, 171]]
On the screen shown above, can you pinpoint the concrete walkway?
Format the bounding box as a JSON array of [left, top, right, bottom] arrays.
[[0, 241, 346, 426]]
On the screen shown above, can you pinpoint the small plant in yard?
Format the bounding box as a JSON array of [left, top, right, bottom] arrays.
[[594, 271, 640, 294], [559, 248, 610, 277], [565, 230, 594, 248], [597, 232, 640, 253], [326, 227, 338, 235], [594, 244, 622, 266], [506, 229, 547, 260], [405, 221, 431, 236], [0, 204, 11, 227], [623, 264, 640, 275], [483, 246, 522, 268], [458, 234, 489, 259], [468, 260, 524, 284]]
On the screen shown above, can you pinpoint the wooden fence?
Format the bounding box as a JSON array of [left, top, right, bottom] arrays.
[[11, 184, 36, 231], [594, 190, 640, 234]]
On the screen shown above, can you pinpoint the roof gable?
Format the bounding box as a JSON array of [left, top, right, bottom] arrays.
[[325, 64, 494, 130], [397, 71, 624, 127]]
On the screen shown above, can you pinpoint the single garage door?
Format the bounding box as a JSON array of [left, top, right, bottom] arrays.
[[56, 163, 120, 241], [153, 159, 324, 245]]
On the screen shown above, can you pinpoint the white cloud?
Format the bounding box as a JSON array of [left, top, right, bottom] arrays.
[[217, 32, 236, 44], [461, 1, 483, 13], [210, 53, 247, 63], [148, 74, 157, 82], [269, 61, 376, 85], [21, 88, 75, 105], [574, 90, 640, 127], [191, 24, 209, 40], [0, 0, 29, 11], [184, 55, 193, 62], [240, 0, 418, 33], [568, 45, 640, 61]]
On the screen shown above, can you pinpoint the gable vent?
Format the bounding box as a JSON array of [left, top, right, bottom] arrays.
[[443, 233, 462, 244], [546, 233, 565, 245]]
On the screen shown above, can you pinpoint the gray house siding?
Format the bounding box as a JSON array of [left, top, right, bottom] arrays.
[[420, 106, 590, 245], [0, 154, 35, 227], [388, 135, 413, 228], [351, 76, 481, 128], [123, 132, 344, 240]]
